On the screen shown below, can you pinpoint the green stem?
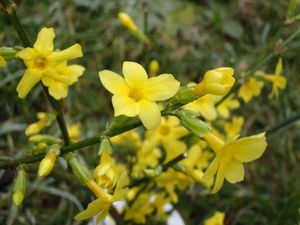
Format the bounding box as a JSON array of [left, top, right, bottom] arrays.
[[266, 112, 300, 138]]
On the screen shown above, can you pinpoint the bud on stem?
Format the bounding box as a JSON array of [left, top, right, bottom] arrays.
[[12, 165, 27, 206]]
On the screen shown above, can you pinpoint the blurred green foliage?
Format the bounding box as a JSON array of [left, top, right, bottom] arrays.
[[0, 0, 300, 224]]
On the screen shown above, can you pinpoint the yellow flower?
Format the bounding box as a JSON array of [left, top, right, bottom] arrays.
[[238, 78, 264, 102], [94, 152, 118, 189], [0, 55, 7, 67], [75, 173, 128, 223], [99, 61, 180, 130], [194, 67, 235, 96], [16, 27, 84, 99], [204, 211, 225, 225], [185, 94, 220, 121], [263, 58, 287, 98], [203, 132, 267, 193], [217, 94, 240, 119], [224, 116, 244, 138], [118, 12, 138, 33]]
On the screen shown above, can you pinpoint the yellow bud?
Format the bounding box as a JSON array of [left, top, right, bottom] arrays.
[[25, 120, 47, 136], [13, 190, 24, 206], [118, 12, 138, 33], [12, 165, 27, 206], [38, 151, 56, 177], [149, 60, 159, 77], [195, 67, 235, 96]]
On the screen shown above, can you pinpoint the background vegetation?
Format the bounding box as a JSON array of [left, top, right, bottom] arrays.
[[0, 0, 300, 224]]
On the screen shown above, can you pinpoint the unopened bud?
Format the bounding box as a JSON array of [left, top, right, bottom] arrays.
[[118, 12, 138, 33], [176, 110, 210, 138], [38, 144, 60, 177], [194, 67, 235, 96], [29, 134, 60, 144], [149, 60, 159, 77], [12, 165, 27, 206]]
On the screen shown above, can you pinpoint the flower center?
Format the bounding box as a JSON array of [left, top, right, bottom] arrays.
[[158, 125, 170, 136], [128, 88, 144, 102], [34, 56, 48, 70]]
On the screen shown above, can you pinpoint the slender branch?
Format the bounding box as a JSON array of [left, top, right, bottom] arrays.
[[266, 112, 300, 139]]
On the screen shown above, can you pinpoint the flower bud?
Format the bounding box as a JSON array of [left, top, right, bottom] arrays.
[[38, 144, 60, 177], [149, 60, 159, 77], [171, 86, 199, 105], [94, 152, 118, 189], [25, 120, 47, 136], [29, 134, 60, 144], [176, 110, 210, 138], [12, 165, 27, 206], [194, 67, 235, 96], [144, 166, 162, 178], [118, 12, 138, 33]]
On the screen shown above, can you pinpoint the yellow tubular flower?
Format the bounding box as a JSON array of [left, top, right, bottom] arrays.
[[94, 152, 118, 189], [118, 12, 138, 33], [263, 58, 287, 98], [194, 67, 235, 96], [204, 211, 225, 225], [238, 77, 264, 102], [16, 27, 85, 99], [99, 61, 180, 130], [203, 131, 267, 193], [0, 55, 7, 67], [75, 173, 128, 223]]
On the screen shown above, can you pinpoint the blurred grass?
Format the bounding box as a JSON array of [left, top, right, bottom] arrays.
[[0, 0, 300, 224]]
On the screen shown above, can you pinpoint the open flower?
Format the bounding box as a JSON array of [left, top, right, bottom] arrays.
[[16, 27, 84, 99], [75, 173, 128, 223], [194, 67, 235, 96], [203, 131, 267, 193], [238, 77, 264, 102], [99, 61, 180, 130], [262, 58, 286, 98]]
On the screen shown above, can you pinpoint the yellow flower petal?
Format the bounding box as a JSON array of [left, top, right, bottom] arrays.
[[112, 95, 139, 117], [230, 133, 267, 163], [75, 198, 109, 220], [67, 65, 85, 84], [33, 27, 55, 54], [211, 163, 225, 193], [48, 82, 68, 100], [224, 159, 244, 183], [199, 103, 217, 121], [48, 43, 82, 64], [202, 157, 219, 181], [122, 61, 148, 87], [16, 69, 42, 98], [143, 73, 180, 101], [99, 70, 129, 95], [138, 100, 161, 130]]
